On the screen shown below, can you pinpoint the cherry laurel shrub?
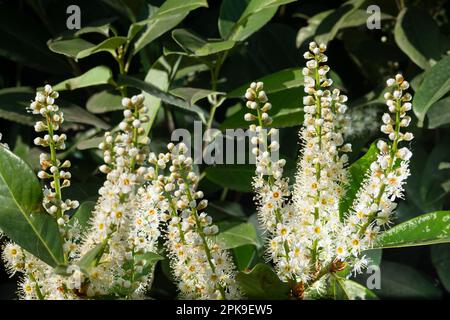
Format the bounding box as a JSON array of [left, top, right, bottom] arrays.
[[0, 41, 443, 300]]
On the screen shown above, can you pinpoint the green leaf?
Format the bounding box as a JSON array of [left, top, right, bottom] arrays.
[[0, 87, 35, 125], [48, 38, 96, 59], [314, 0, 364, 44], [118, 74, 207, 123], [131, 0, 208, 53], [221, 88, 304, 129], [0, 146, 65, 267], [374, 211, 450, 249], [171, 29, 235, 57], [228, 67, 303, 98], [75, 22, 112, 37], [236, 263, 290, 299], [296, 9, 392, 48], [205, 165, 254, 193], [233, 245, 257, 271], [427, 96, 450, 129], [77, 243, 105, 274], [219, 0, 295, 41], [53, 66, 113, 91], [413, 55, 450, 126], [68, 201, 96, 231], [86, 90, 123, 114], [170, 87, 225, 107], [331, 276, 378, 300], [62, 101, 110, 129], [134, 252, 165, 279], [377, 261, 442, 299], [431, 244, 450, 292], [140, 57, 170, 136], [340, 143, 378, 220], [394, 8, 449, 70], [216, 223, 261, 249], [76, 37, 127, 60]]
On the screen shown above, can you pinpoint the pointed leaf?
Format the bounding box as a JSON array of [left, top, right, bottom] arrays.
[[0, 146, 65, 267], [373, 211, 450, 249], [413, 55, 450, 126], [53, 66, 113, 91]]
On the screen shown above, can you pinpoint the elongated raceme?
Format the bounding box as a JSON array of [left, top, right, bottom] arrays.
[[245, 42, 414, 298], [160, 143, 240, 299]]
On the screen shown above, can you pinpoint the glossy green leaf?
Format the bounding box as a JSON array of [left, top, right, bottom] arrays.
[[374, 211, 450, 249], [118, 74, 207, 123], [86, 90, 123, 114], [340, 143, 378, 220], [171, 29, 235, 57], [48, 38, 95, 59], [221, 88, 304, 129], [331, 275, 378, 300], [140, 58, 171, 136], [76, 37, 127, 60], [233, 245, 257, 271], [394, 8, 449, 70], [236, 263, 290, 299], [413, 55, 450, 126], [0, 87, 108, 129], [427, 96, 450, 129], [228, 68, 303, 98], [0, 87, 35, 125], [131, 0, 208, 53], [0, 146, 65, 267], [216, 223, 261, 249], [170, 87, 224, 107], [53, 66, 113, 91], [75, 22, 112, 37], [314, 0, 364, 44], [62, 101, 110, 129], [219, 0, 295, 41]]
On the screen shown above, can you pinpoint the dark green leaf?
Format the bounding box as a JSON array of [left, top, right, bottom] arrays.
[[427, 96, 450, 129], [131, 0, 208, 53], [219, 0, 295, 41], [205, 165, 254, 193], [394, 8, 449, 70], [0, 146, 65, 267], [118, 74, 207, 123], [48, 38, 95, 59], [237, 263, 290, 299], [134, 252, 165, 279], [216, 223, 261, 249], [171, 29, 235, 57], [340, 143, 378, 220], [414, 55, 450, 126]]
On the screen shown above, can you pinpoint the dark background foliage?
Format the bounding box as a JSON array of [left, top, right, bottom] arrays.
[[0, 0, 449, 299]]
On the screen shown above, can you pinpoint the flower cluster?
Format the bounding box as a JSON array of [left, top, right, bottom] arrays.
[[30, 85, 79, 222], [343, 74, 413, 256], [245, 42, 413, 298], [159, 143, 240, 299]]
